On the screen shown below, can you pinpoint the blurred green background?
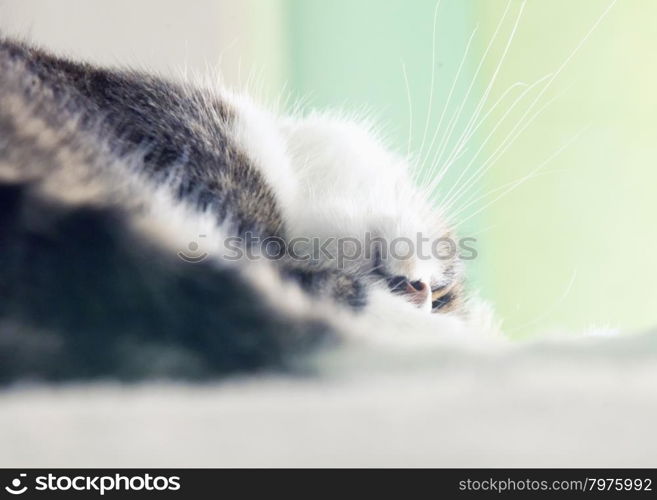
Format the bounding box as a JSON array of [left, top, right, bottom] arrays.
[[2, 0, 656, 336]]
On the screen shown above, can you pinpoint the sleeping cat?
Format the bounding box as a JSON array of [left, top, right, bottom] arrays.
[[0, 38, 481, 383]]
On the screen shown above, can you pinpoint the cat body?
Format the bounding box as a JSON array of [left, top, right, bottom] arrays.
[[0, 38, 475, 382]]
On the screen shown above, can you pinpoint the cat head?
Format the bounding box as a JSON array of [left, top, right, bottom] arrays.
[[280, 114, 464, 313]]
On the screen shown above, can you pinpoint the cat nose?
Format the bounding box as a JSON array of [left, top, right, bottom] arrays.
[[406, 280, 429, 305], [387, 276, 429, 305]]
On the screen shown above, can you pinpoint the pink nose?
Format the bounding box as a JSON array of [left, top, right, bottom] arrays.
[[405, 280, 429, 305]]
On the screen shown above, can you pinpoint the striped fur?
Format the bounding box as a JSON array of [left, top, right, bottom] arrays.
[[0, 38, 468, 383]]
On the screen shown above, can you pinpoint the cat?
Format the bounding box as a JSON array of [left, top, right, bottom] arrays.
[[0, 37, 484, 383]]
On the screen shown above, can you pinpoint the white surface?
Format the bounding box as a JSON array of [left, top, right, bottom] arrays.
[[0, 0, 284, 88], [2, 330, 656, 467]]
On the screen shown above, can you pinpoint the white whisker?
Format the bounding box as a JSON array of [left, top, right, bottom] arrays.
[[433, 73, 553, 205], [417, 24, 479, 185], [401, 61, 414, 160], [436, 1, 526, 181], [422, 0, 513, 185], [452, 127, 588, 228], [425, 80, 527, 193], [449, 169, 560, 222], [421, 0, 617, 232], [417, 0, 442, 161], [444, 0, 617, 209]]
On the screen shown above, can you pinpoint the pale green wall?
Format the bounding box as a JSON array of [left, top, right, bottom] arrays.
[[476, 0, 657, 336], [279, 0, 657, 336]]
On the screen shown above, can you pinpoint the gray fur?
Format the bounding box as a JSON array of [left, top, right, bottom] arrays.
[[0, 38, 368, 383]]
